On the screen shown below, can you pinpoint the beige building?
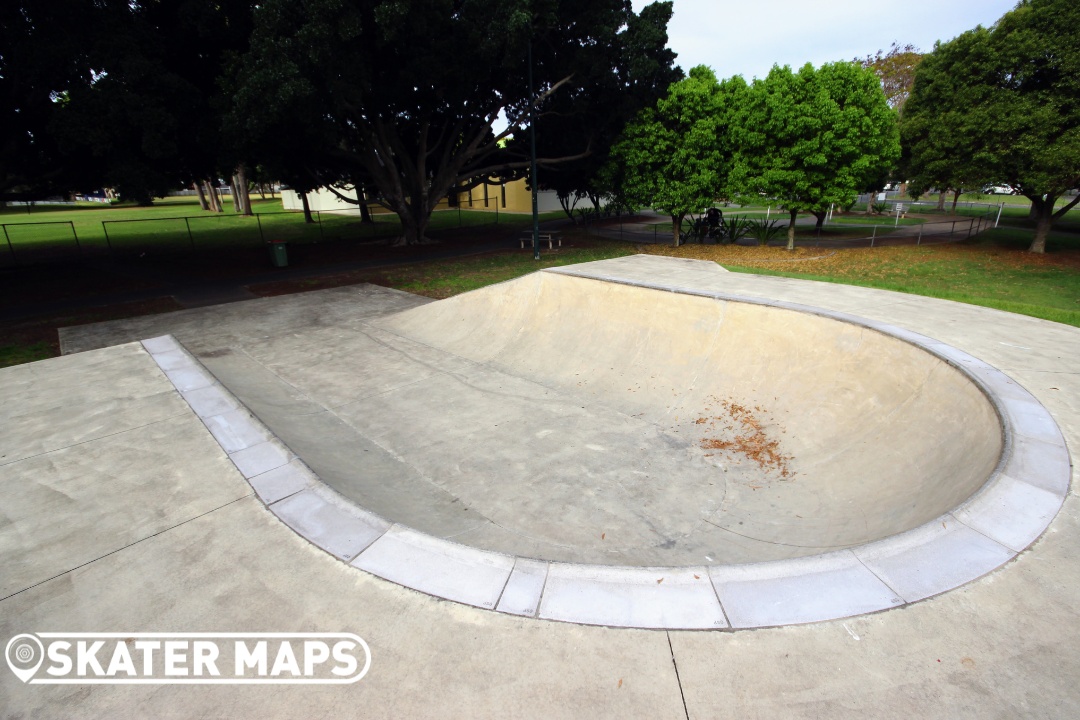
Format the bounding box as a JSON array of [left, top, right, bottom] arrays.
[[281, 178, 565, 215]]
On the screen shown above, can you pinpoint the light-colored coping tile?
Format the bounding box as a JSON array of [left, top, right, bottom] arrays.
[[496, 559, 549, 617], [1000, 436, 1072, 497], [203, 408, 273, 453], [249, 459, 315, 504], [230, 440, 292, 479], [954, 473, 1066, 553], [141, 335, 181, 354], [710, 552, 903, 629], [853, 518, 1015, 603], [539, 565, 725, 629], [1001, 395, 1069, 446], [271, 487, 390, 561], [163, 366, 215, 393], [150, 348, 198, 371], [351, 526, 514, 610], [137, 278, 1074, 630], [181, 384, 240, 419]]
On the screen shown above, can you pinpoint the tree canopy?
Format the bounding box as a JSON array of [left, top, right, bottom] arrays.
[[524, 1, 681, 220], [856, 42, 923, 114], [606, 66, 746, 244], [1, 0, 255, 205], [731, 62, 900, 249], [901, 0, 1080, 252], [229, 0, 680, 244]]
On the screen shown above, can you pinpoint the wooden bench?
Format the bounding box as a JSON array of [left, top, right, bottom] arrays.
[[519, 230, 562, 250]]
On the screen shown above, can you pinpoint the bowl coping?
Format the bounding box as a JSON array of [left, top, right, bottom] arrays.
[[140, 271, 1071, 630]]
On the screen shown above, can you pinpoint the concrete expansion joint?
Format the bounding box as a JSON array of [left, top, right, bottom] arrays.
[[138, 262, 1071, 631]]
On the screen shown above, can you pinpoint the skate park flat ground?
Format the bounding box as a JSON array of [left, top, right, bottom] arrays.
[[3, 255, 1079, 717]]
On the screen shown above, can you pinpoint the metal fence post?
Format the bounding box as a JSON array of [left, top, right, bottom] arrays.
[[871, 225, 876, 247], [316, 211, 324, 241], [69, 221, 81, 252], [2, 225, 14, 260], [184, 217, 195, 250], [255, 213, 265, 243], [917, 225, 923, 245], [102, 221, 112, 252]]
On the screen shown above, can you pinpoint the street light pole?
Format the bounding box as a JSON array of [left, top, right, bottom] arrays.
[[528, 40, 540, 261]]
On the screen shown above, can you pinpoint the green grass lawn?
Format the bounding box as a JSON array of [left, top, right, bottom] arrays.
[[827, 215, 923, 226], [659, 227, 1080, 326], [3, 210, 1079, 371], [0, 197, 565, 256], [370, 242, 634, 298]]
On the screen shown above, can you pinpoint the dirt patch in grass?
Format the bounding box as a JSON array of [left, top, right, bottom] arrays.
[[640, 233, 1080, 326], [250, 235, 633, 300], [0, 296, 184, 368]]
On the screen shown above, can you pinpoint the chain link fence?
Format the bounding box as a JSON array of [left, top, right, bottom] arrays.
[[0, 206, 529, 268]]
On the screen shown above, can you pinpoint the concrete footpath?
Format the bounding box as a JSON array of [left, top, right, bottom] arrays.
[[2, 255, 1078, 718]]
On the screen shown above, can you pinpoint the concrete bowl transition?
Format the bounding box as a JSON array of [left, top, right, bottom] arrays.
[[143, 262, 1068, 630]]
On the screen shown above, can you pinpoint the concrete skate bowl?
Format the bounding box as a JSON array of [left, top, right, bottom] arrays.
[[373, 269, 1004, 562], [145, 263, 1069, 629]]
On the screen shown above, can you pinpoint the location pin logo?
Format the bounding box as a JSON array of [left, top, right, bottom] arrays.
[[5, 634, 44, 683]]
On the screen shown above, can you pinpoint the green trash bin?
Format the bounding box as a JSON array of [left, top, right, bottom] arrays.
[[268, 239, 288, 267]]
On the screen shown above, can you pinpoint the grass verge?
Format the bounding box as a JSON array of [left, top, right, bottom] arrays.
[[643, 227, 1080, 326], [3, 224, 1079, 371]]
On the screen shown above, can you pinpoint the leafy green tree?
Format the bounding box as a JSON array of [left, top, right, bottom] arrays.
[[527, 1, 682, 220], [231, 0, 677, 245], [731, 62, 900, 249], [606, 66, 747, 245], [903, 0, 1080, 253], [2, 0, 256, 205], [0, 1, 109, 201]]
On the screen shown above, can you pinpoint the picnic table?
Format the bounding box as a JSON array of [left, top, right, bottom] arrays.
[[519, 230, 562, 250]]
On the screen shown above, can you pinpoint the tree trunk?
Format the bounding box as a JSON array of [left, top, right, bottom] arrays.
[[787, 209, 798, 250], [812, 210, 826, 229], [258, 183, 266, 200], [951, 189, 961, 214], [203, 181, 221, 212], [230, 176, 242, 212], [356, 182, 373, 223], [236, 165, 253, 216], [672, 214, 683, 247], [557, 192, 575, 222], [195, 182, 209, 211], [393, 197, 434, 245], [937, 190, 946, 211], [300, 192, 314, 223], [865, 191, 875, 215], [1028, 195, 1052, 253], [212, 183, 225, 213]]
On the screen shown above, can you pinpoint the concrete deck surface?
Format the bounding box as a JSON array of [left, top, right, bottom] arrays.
[[3, 255, 1078, 717]]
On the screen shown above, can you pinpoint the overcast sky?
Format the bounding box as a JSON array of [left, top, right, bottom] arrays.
[[635, 0, 1019, 81]]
